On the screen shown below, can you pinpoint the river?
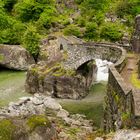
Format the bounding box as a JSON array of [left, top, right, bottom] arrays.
[[0, 60, 111, 126], [0, 69, 30, 106]]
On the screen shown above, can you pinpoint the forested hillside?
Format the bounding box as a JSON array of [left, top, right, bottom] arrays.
[[0, 0, 140, 57]]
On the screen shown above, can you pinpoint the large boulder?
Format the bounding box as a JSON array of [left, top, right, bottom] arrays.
[[132, 15, 140, 53], [25, 59, 97, 99], [0, 44, 35, 70]]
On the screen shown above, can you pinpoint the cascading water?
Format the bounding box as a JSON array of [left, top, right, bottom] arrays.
[[95, 59, 112, 82]]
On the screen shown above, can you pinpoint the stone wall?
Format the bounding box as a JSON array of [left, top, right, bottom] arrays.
[[103, 48, 139, 131], [104, 66, 135, 132], [63, 42, 123, 70]]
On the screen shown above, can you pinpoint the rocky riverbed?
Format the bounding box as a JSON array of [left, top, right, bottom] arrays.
[[0, 93, 94, 140]]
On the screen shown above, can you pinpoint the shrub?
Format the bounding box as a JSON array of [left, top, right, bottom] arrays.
[[3, 0, 17, 12], [115, 0, 140, 18], [81, 0, 109, 11], [77, 17, 86, 27], [63, 25, 81, 37], [0, 18, 25, 45], [14, 0, 44, 22], [75, 0, 84, 4], [22, 24, 40, 60], [14, 0, 55, 23], [37, 6, 56, 29], [91, 12, 105, 25], [84, 22, 98, 41], [100, 22, 123, 42], [0, 9, 12, 30]]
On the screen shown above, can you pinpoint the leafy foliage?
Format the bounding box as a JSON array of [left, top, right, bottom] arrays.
[[0, 0, 139, 45], [84, 22, 99, 41], [22, 24, 40, 60], [2, 0, 17, 12], [63, 25, 81, 37], [115, 0, 140, 18], [100, 22, 123, 42]]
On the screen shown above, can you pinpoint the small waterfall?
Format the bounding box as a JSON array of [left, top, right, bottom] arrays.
[[95, 59, 112, 82]]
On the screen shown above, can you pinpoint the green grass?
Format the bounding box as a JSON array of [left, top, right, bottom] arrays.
[[59, 82, 107, 127], [131, 71, 140, 89]]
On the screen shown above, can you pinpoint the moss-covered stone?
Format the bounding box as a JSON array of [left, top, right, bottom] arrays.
[[42, 62, 76, 77], [0, 54, 4, 62], [0, 119, 16, 140], [27, 115, 51, 132]]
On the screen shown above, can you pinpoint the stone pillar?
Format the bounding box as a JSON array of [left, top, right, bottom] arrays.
[[132, 15, 140, 53]]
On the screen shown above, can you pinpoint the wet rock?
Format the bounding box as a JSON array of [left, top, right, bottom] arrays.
[[44, 97, 62, 110], [58, 131, 71, 140], [32, 97, 44, 105], [57, 109, 69, 118], [95, 137, 104, 140], [0, 44, 35, 70], [113, 130, 140, 140]]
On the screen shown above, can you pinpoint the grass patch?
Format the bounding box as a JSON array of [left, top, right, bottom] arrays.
[[61, 102, 103, 127], [27, 115, 51, 132], [0, 119, 15, 140], [131, 71, 140, 89]]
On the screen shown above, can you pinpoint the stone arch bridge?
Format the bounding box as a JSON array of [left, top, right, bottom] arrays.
[[26, 36, 140, 131], [58, 36, 140, 131]]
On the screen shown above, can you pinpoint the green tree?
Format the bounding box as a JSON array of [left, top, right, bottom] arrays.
[[2, 0, 17, 12], [14, 0, 43, 22], [0, 9, 12, 30], [37, 6, 56, 29], [22, 25, 40, 61]]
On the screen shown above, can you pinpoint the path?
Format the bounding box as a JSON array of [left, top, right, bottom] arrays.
[[121, 53, 139, 89], [121, 53, 140, 116]]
